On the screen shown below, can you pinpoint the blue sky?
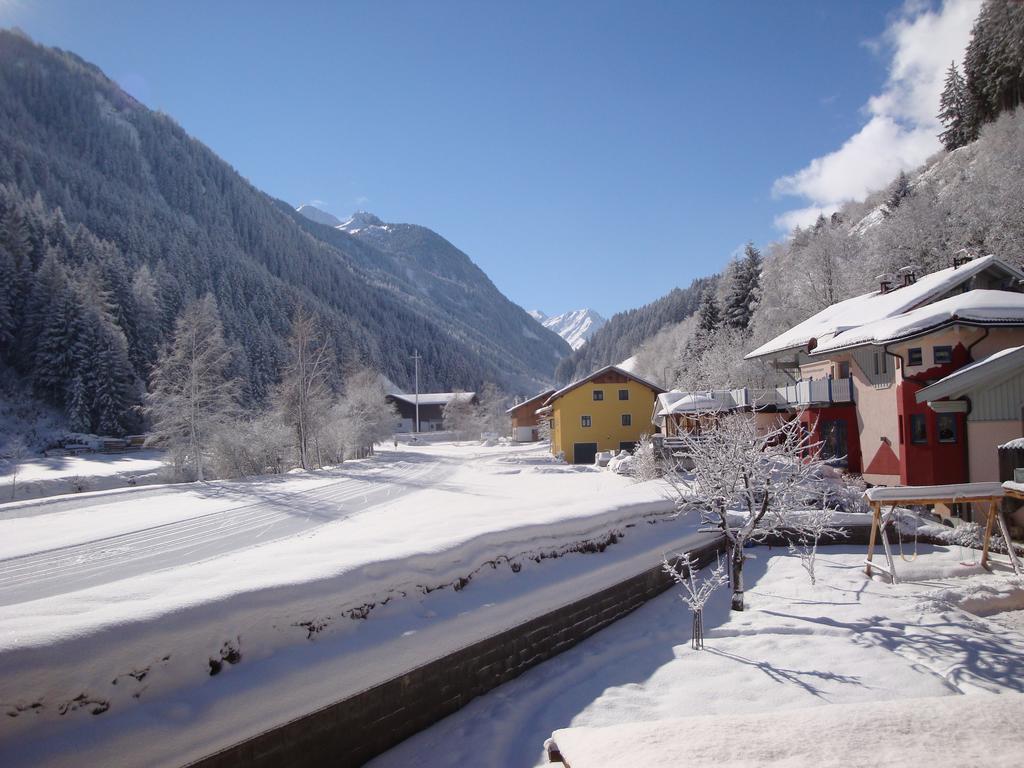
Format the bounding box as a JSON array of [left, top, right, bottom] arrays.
[[0, 1, 979, 318]]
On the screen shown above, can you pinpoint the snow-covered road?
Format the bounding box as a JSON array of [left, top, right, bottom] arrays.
[[0, 453, 445, 605], [2, 440, 692, 768]]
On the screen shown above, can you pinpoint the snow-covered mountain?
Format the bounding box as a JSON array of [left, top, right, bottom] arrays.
[[530, 308, 606, 350], [337, 210, 386, 233], [295, 204, 343, 228]]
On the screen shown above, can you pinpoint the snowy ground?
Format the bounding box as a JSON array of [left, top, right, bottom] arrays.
[[0, 441, 714, 767], [0, 450, 167, 501], [370, 545, 1024, 767]]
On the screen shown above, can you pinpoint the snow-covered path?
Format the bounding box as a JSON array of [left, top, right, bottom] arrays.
[[0, 454, 443, 605]]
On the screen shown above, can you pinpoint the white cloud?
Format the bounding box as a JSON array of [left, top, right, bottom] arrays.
[[772, 0, 981, 231]]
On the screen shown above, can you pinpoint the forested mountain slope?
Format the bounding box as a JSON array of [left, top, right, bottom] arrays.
[[0, 30, 567, 437]]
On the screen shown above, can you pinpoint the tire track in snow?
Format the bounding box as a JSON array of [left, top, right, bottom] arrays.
[[0, 460, 444, 605]]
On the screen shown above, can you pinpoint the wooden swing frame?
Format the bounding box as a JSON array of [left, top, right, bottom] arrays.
[[864, 484, 1022, 583]]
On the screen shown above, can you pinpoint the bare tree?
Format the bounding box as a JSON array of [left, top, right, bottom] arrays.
[[146, 295, 239, 481], [476, 382, 508, 436], [664, 413, 844, 611], [662, 553, 728, 650], [276, 308, 334, 470], [629, 433, 661, 482], [332, 367, 398, 459], [443, 392, 480, 441], [2, 436, 30, 500]]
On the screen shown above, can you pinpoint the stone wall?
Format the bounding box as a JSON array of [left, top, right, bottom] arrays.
[[190, 538, 725, 768]]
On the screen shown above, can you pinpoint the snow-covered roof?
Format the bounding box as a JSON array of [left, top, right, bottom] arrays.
[[655, 391, 727, 417], [544, 365, 664, 405], [505, 389, 555, 414], [386, 392, 476, 407], [811, 290, 1024, 354], [915, 345, 1024, 404], [745, 255, 1024, 360]]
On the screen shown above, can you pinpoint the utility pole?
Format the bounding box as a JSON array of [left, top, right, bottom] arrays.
[[412, 349, 422, 433]]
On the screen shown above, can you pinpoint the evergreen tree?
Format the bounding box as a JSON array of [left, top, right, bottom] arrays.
[[938, 61, 972, 150], [27, 252, 80, 405], [723, 243, 762, 331], [696, 289, 721, 335], [146, 295, 239, 480], [884, 171, 912, 215], [0, 245, 15, 353]]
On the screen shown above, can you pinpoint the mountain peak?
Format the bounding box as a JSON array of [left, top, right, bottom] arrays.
[[535, 308, 606, 350], [338, 211, 384, 232], [295, 204, 343, 228]]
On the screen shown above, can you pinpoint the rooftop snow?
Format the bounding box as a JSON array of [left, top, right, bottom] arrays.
[[811, 289, 1024, 354], [916, 345, 1024, 404], [545, 365, 664, 405], [386, 392, 476, 407], [655, 391, 726, 416], [745, 255, 1023, 360]]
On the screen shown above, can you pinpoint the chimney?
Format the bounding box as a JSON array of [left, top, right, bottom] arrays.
[[876, 272, 894, 294], [897, 265, 918, 287], [952, 249, 975, 269]]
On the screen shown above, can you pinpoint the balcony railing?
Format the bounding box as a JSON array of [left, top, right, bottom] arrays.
[[775, 377, 853, 407]]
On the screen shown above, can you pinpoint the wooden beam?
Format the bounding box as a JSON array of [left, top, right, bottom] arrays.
[[981, 500, 997, 570], [865, 501, 880, 578]]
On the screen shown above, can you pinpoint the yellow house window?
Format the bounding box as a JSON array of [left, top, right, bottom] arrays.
[[581, 415, 592, 428], [592, 390, 604, 401], [618, 389, 629, 400], [621, 414, 632, 426]]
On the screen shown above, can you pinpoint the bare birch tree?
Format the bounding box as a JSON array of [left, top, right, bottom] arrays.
[[276, 308, 334, 470], [146, 294, 239, 481]]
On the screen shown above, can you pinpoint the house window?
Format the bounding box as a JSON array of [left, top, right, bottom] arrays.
[[937, 413, 957, 443], [910, 414, 927, 444], [839, 361, 850, 379], [898, 415, 904, 444], [581, 415, 592, 428], [592, 390, 604, 401], [881, 353, 887, 374], [908, 348, 923, 366], [873, 353, 879, 376], [621, 414, 632, 427], [934, 346, 953, 365], [618, 389, 629, 401]]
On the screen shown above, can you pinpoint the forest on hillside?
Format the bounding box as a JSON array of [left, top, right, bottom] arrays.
[[628, 0, 1024, 391], [0, 29, 567, 449]]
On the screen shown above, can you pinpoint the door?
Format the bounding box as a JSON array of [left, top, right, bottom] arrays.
[[572, 442, 598, 465], [820, 419, 848, 467]]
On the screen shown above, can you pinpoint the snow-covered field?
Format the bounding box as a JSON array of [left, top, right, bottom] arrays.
[[0, 450, 167, 500], [371, 545, 1024, 767], [0, 441, 712, 767]]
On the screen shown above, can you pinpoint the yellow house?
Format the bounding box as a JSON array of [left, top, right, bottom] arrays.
[[539, 365, 665, 464]]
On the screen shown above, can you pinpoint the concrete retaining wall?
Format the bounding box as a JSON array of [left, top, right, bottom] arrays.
[[190, 538, 725, 768]]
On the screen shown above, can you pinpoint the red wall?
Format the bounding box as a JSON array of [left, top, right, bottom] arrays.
[[800, 404, 862, 474], [897, 344, 970, 486]]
